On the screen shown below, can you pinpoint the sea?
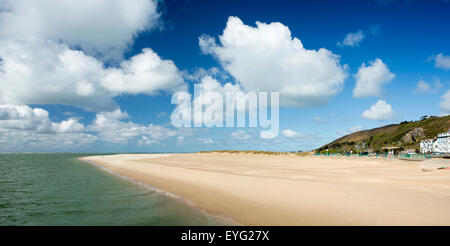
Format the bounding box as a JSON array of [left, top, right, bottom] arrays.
[[0, 153, 225, 225]]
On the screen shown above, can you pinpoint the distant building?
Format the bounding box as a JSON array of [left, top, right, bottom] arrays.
[[420, 130, 450, 154], [355, 142, 366, 151], [435, 131, 450, 153], [382, 146, 400, 155], [400, 148, 416, 154], [420, 139, 435, 153]]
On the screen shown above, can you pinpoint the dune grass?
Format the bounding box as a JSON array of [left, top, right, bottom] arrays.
[[198, 150, 312, 156]]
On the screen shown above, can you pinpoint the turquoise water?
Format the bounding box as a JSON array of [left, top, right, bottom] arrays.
[[0, 154, 223, 225]]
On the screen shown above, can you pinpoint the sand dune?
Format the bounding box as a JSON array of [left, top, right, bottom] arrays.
[[81, 153, 450, 225]]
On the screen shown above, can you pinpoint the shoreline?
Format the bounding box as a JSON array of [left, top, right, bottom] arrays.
[[79, 155, 240, 226], [80, 158, 192, 204], [80, 153, 450, 225]]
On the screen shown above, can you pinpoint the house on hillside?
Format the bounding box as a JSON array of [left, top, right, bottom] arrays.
[[355, 142, 366, 151], [420, 130, 450, 154], [435, 131, 450, 154], [420, 139, 435, 154]]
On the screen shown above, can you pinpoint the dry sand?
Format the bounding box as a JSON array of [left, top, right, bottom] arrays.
[[80, 153, 450, 225]]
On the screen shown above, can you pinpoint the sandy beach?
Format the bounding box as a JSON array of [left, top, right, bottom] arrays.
[[81, 153, 450, 225]]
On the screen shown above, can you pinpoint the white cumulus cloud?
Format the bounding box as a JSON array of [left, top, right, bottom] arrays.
[[0, 0, 185, 112], [361, 100, 395, 120], [197, 137, 213, 144], [414, 78, 443, 94], [337, 125, 364, 136], [415, 80, 431, 94], [0, 105, 179, 148], [172, 75, 246, 127], [0, 41, 186, 112], [0, 0, 160, 60], [231, 129, 250, 140], [353, 58, 395, 98], [89, 109, 176, 144], [440, 90, 450, 114], [102, 48, 186, 95], [0, 104, 84, 133], [199, 16, 348, 107], [137, 135, 159, 145], [429, 53, 450, 70], [0, 0, 189, 149], [282, 129, 301, 139], [0, 104, 96, 150], [313, 116, 326, 123], [337, 30, 364, 47], [281, 129, 321, 142], [0, 40, 116, 111]]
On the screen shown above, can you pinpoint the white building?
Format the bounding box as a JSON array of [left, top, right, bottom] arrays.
[[420, 139, 435, 153], [435, 131, 450, 153], [420, 130, 450, 154]]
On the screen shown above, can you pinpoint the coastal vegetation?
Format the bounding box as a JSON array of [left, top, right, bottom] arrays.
[[198, 150, 312, 156], [317, 115, 450, 154]]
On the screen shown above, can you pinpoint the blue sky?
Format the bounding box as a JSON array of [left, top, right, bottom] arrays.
[[0, 0, 449, 152]]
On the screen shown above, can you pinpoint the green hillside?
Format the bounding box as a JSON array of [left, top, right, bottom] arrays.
[[316, 115, 450, 154]]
